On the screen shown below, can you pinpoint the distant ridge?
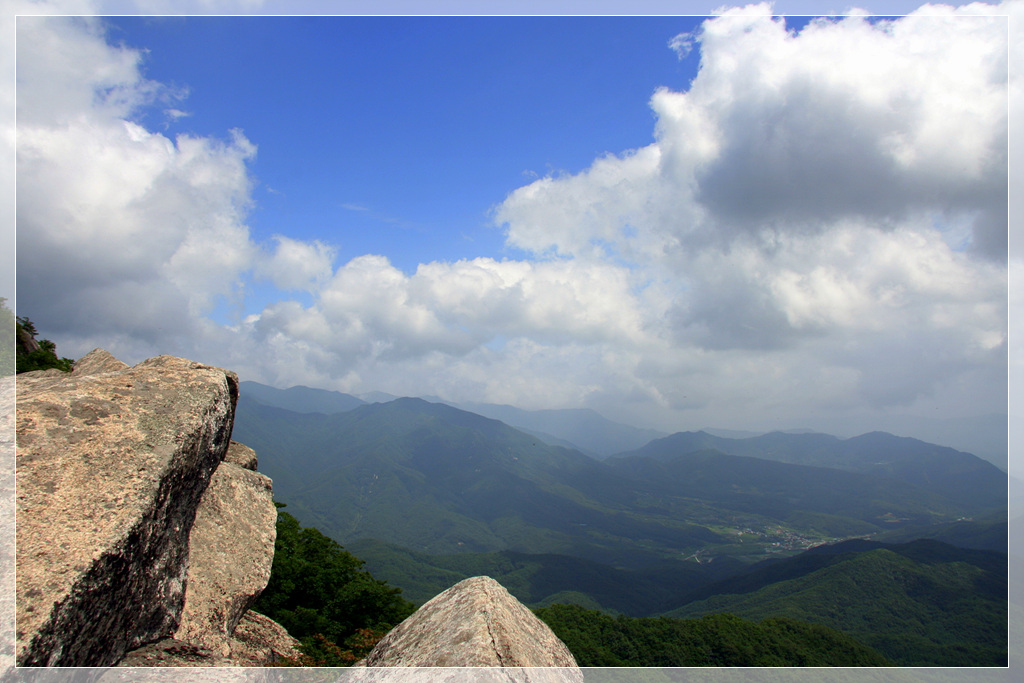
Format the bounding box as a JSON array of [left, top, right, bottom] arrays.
[[232, 396, 725, 566], [239, 382, 1004, 467], [232, 396, 1004, 569], [614, 429, 1005, 511], [451, 401, 667, 458], [240, 381, 364, 414]]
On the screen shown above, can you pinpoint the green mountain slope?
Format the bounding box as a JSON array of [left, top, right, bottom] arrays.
[[233, 396, 1000, 568], [240, 380, 365, 414], [665, 539, 1007, 666], [346, 537, 745, 615], [231, 392, 1007, 666], [619, 430, 1006, 512], [233, 396, 724, 567], [606, 449, 968, 533], [535, 605, 892, 667], [870, 512, 1007, 552]]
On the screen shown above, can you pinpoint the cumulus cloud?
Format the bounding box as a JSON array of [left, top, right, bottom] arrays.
[[14, 6, 1010, 433], [249, 254, 645, 367], [17, 15, 305, 351], [499, 4, 1007, 259], [489, 3, 1007, 423], [257, 236, 337, 292]]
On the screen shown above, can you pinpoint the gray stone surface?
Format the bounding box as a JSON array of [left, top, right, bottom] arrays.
[[225, 440, 259, 470], [348, 669, 584, 683], [362, 576, 581, 673], [15, 354, 238, 667], [226, 610, 303, 665], [174, 461, 277, 655], [71, 349, 130, 377], [114, 637, 232, 667], [1, 375, 15, 671], [113, 611, 298, 669]]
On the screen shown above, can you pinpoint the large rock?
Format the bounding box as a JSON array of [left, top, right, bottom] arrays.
[[363, 576, 581, 672], [226, 610, 302, 666], [15, 353, 238, 666], [1, 375, 15, 672], [114, 610, 299, 670], [224, 440, 258, 470], [173, 461, 277, 655], [71, 348, 130, 377]]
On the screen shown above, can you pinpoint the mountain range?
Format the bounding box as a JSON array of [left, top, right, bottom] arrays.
[[229, 382, 1008, 667], [239, 381, 1007, 468]]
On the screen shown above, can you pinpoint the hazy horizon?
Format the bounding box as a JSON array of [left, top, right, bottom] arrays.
[[12, 3, 1011, 452]]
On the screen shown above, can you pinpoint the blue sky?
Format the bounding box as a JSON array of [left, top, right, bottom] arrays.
[[10, 1, 1014, 450], [110, 16, 706, 283]]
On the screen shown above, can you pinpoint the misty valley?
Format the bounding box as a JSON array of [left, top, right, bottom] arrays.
[[232, 381, 1008, 667]]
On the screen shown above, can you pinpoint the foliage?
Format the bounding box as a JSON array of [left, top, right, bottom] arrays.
[[534, 604, 891, 667], [346, 538, 734, 615], [252, 507, 415, 666], [871, 511, 1008, 552], [667, 542, 1008, 666], [270, 629, 387, 667], [15, 313, 74, 373]]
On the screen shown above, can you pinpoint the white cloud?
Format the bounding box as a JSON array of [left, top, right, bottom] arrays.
[[13, 6, 1010, 436], [14, 14, 328, 350], [667, 31, 696, 59], [490, 3, 1007, 423], [501, 4, 1007, 261], [257, 235, 337, 292], [247, 254, 646, 369]]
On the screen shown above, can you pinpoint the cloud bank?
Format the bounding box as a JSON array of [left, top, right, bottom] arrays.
[[15, 5, 1010, 433]]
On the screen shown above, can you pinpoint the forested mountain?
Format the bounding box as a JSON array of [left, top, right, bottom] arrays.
[[239, 380, 667, 457], [239, 380, 365, 414], [535, 605, 892, 667], [870, 512, 1007, 552], [234, 395, 722, 567], [344, 537, 742, 614], [664, 538, 1007, 666], [230, 391, 1007, 666], [448, 401, 667, 458], [617, 429, 1006, 511], [233, 395, 1003, 567]]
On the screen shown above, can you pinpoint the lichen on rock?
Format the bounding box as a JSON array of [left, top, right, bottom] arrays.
[[174, 461, 277, 655], [15, 352, 243, 666], [362, 576, 581, 679]]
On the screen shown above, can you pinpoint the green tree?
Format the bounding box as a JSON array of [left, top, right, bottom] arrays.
[[252, 506, 415, 664], [534, 603, 891, 667], [15, 313, 73, 374]]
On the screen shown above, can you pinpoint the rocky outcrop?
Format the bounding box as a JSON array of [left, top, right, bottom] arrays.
[[1, 374, 16, 673], [225, 440, 259, 470], [14, 350, 293, 668], [223, 609, 302, 665], [16, 325, 41, 355], [71, 348, 130, 377], [362, 576, 581, 677], [173, 460, 277, 655], [12, 350, 580, 674]]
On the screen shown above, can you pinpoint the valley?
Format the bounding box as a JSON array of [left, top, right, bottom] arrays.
[[230, 381, 1008, 666]]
